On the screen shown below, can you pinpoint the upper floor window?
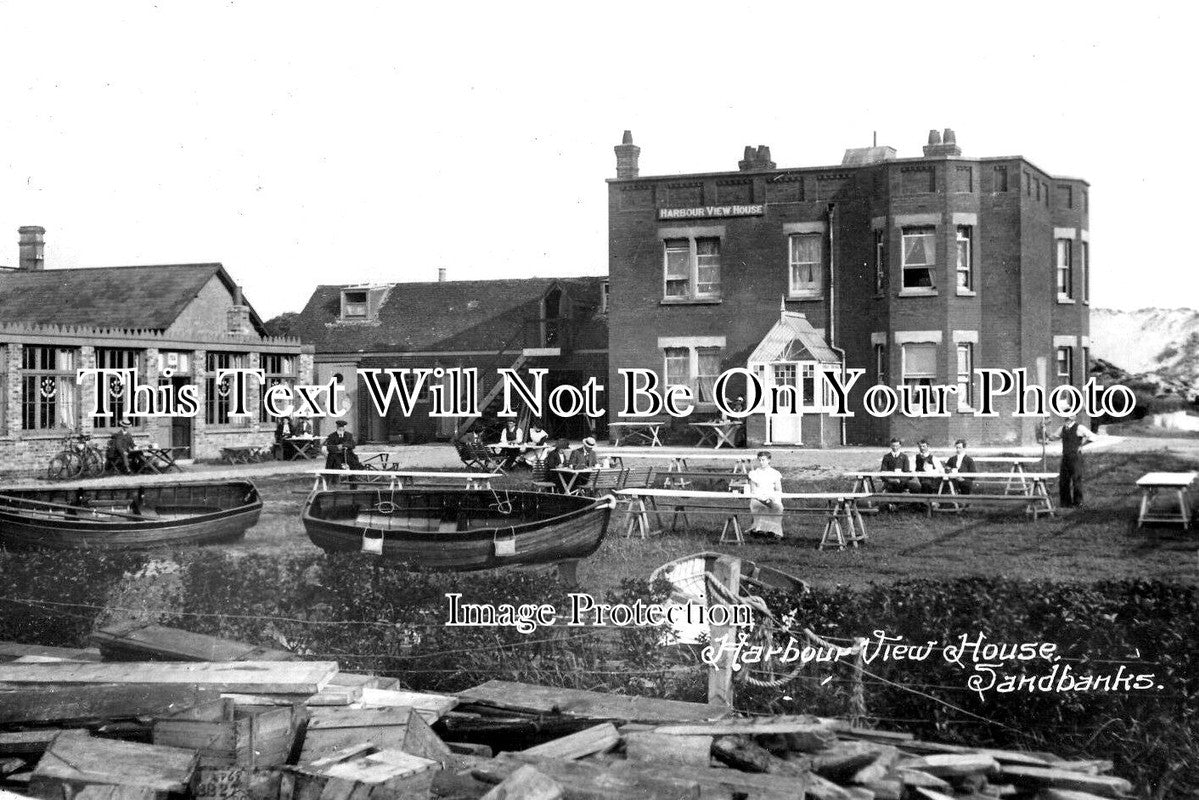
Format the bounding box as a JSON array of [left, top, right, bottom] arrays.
[[901, 227, 936, 290], [1056, 239, 1074, 300], [341, 290, 368, 319], [874, 230, 886, 295], [955, 226, 973, 292], [788, 233, 823, 297], [22, 346, 79, 431], [663, 237, 721, 300], [600, 280, 609, 313]]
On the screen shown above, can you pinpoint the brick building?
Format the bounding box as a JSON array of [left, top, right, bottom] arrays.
[[0, 227, 313, 472], [607, 130, 1090, 446], [292, 274, 609, 444]]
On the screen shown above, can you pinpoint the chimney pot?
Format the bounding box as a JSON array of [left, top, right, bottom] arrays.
[[943, 127, 956, 145], [614, 130, 641, 179], [18, 226, 46, 271], [438, 268, 447, 282], [928, 129, 942, 145]]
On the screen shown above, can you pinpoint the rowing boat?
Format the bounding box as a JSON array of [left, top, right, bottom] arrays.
[[302, 488, 614, 570], [0, 480, 262, 550]]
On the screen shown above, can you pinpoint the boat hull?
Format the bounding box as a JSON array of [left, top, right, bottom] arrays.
[[303, 488, 613, 571], [0, 481, 262, 550]]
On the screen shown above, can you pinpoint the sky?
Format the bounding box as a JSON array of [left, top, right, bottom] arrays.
[[1, 1, 1197, 320]]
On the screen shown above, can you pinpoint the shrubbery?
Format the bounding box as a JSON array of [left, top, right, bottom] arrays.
[[1, 551, 1194, 797]]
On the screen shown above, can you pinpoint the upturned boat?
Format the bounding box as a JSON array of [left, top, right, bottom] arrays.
[[302, 488, 614, 570], [0, 480, 262, 550]]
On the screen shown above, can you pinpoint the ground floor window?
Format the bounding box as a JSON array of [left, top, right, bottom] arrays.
[[260, 353, 297, 423], [21, 345, 79, 431], [94, 347, 142, 428], [901, 342, 937, 388], [205, 351, 250, 425], [662, 345, 723, 403], [956, 343, 974, 408], [1056, 346, 1074, 383]]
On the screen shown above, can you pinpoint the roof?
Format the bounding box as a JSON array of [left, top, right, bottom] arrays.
[[292, 276, 609, 354], [0, 264, 266, 334], [747, 312, 840, 364]]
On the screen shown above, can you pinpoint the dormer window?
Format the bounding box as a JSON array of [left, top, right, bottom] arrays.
[[342, 290, 368, 319]]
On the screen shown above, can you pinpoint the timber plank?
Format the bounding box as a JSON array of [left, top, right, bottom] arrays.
[[472, 753, 704, 800], [607, 762, 805, 800], [0, 684, 221, 726], [651, 716, 836, 743], [358, 687, 458, 722], [521, 724, 619, 761], [995, 765, 1132, 798], [479, 764, 562, 800], [91, 623, 295, 663], [0, 731, 86, 757], [457, 680, 729, 724], [901, 754, 1000, 777], [0, 661, 337, 695], [29, 732, 197, 797], [623, 733, 711, 768], [0, 642, 102, 663]]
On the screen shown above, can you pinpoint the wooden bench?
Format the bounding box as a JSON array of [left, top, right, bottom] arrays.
[[654, 470, 746, 492], [872, 492, 1055, 520], [617, 489, 871, 550]]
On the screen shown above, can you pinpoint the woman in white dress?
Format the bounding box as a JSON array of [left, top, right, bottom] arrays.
[[746, 451, 785, 539]]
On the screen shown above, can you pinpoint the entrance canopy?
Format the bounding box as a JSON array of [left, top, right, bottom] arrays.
[[747, 312, 840, 365]]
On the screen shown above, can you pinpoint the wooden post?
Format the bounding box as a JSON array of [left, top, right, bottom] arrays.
[[707, 557, 740, 708]]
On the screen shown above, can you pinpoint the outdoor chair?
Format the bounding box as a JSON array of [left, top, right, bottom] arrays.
[[530, 457, 557, 493], [454, 438, 505, 474]]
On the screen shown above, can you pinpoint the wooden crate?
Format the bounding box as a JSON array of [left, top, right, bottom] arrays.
[[284, 745, 441, 800], [153, 698, 302, 768], [300, 708, 451, 767], [29, 732, 197, 800]]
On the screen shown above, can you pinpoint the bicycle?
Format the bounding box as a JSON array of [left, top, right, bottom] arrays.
[[46, 431, 107, 481]]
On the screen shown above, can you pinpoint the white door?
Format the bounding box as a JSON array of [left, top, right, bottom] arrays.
[[767, 362, 803, 444]]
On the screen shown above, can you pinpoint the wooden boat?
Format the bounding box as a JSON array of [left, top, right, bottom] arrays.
[[302, 488, 614, 571], [0, 480, 262, 550]]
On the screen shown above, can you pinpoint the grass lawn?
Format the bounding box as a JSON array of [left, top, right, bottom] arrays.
[[235, 449, 1199, 595]]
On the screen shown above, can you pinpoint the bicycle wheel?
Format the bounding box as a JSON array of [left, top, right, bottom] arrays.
[[80, 446, 106, 477], [47, 452, 83, 481]]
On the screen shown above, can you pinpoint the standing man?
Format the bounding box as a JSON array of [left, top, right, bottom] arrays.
[[324, 420, 362, 471], [944, 439, 977, 495], [1052, 414, 1095, 507]]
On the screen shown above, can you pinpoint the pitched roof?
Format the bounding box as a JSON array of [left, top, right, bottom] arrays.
[[748, 312, 840, 364], [0, 264, 266, 333], [292, 276, 608, 354]]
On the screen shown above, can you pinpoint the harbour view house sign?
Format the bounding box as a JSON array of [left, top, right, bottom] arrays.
[[658, 204, 765, 220]]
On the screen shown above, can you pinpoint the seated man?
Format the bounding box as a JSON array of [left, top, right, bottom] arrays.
[[324, 420, 363, 471], [879, 438, 919, 493], [543, 438, 571, 491], [566, 436, 599, 490], [914, 439, 944, 493], [106, 421, 138, 474], [944, 438, 977, 495]]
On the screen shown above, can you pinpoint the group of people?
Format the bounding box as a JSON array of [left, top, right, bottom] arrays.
[[274, 414, 362, 471], [878, 415, 1095, 508], [489, 419, 605, 490]]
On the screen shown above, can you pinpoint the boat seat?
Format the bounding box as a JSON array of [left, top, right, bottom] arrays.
[[438, 520, 457, 533]]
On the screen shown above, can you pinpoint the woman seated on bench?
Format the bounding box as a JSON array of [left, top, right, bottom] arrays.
[[746, 451, 785, 540]]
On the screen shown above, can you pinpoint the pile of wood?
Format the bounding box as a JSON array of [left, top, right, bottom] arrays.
[[0, 626, 1134, 800]]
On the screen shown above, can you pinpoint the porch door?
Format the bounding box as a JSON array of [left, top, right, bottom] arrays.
[[169, 376, 194, 457], [767, 362, 803, 444]]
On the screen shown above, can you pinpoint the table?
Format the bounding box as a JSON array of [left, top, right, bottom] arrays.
[[609, 421, 664, 447], [552, 466, 605, 495], [599, 450, 754, 473], [311, 470, 497, 492], [284, 436, 322, 461], [688, 421, 742, 449], [134, 446, 184, 474], [847, 471, 1058, 519], [617, 488, 871, 550], [1135, 472, 1197, 530]]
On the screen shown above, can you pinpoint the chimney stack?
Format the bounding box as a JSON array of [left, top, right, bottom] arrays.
[[923, 127, 962, 157], [614, 130, 640, 179], [227, 284, 252, 335], [18, 226, 45, 271], [438, 268, 447, 282], [738, 144, 776, 171]]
